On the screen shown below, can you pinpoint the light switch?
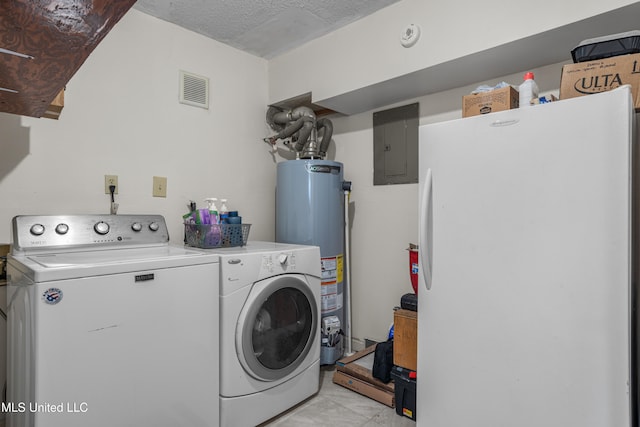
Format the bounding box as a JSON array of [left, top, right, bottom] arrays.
[[152, 176, 167, 198]]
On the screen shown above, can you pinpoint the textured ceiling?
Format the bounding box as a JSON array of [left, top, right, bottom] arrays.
[[134, 0, 401, 59]]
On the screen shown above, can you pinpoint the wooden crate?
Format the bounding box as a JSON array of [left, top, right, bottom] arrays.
[[393, 309, 417, 371], [333, 345, 395, 407]]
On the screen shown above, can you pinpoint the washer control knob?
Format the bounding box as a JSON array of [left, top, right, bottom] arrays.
[[278, 253, 288, 264], [94, 221, 110, 235], [30, 224, 45, 236], [55, 223, 69, 235], [148, 222, 160, 232], [131, 222, 142, 232]]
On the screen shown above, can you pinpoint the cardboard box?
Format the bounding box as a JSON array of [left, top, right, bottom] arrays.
[[462, 86, 519, 118], [42, 89, 64, 120], [559, 53, 640, 110], [333, 345, 395, 407], [394, 309, 417, 371]]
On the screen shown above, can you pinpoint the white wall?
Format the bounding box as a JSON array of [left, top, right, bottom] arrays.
[[269, 0, 637, 105], [0, 10, 271, 245]]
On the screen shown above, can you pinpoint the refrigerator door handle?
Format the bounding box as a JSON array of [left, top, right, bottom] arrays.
[[419, 168, 433, 290]]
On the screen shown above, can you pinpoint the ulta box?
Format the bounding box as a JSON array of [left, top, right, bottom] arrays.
[[559, 53, 640, 110]]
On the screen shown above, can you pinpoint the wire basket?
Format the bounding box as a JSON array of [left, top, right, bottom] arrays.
[[184, 223, 251, 249]]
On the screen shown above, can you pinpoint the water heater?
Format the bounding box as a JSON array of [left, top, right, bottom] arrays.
[[276, 159, 347, 365]]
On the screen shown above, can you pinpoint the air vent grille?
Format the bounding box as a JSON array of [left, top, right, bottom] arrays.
[[179, 70, 209, 109]]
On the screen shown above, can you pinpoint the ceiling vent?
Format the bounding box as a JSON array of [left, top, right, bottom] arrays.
[[179, 70, 209, 109]]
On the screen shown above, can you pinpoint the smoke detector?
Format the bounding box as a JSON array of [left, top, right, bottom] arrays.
[[400, 24, 420, 48]]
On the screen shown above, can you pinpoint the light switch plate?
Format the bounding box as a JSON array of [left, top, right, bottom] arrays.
[[152, 176, 167, 198]]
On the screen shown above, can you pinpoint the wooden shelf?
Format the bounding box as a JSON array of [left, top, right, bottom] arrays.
[[0, 0, 136, 118]]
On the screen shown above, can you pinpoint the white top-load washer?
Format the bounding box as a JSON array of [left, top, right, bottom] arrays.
[[6, 214, 220, 427], [204, 241, 320, 427]]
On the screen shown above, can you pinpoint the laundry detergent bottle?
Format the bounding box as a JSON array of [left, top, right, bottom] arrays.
[[519, 72, 539, 107]]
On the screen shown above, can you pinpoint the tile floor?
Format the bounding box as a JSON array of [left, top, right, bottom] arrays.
[[0, 367, 414, 427], [260, 365, 415, 426]]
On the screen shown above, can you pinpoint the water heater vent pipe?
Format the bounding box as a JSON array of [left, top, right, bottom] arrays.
[[343, 181, 353, 356], [263, 105, 333, 159]]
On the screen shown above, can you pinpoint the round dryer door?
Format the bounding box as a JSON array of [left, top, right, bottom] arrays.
[[236, 274, 318, 381]]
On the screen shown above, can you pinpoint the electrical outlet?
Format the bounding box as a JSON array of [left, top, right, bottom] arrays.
[[152, 176, 167, 198], [104, 175, 118, 194]]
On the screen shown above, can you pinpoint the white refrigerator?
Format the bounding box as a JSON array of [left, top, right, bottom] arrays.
[[417, 85, 637, 427]]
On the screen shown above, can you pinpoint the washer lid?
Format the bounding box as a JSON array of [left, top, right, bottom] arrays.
[[10, 245, 219, 282], [29, 245, 205, 266]]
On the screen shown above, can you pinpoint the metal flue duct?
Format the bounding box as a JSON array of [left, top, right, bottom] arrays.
[[264, 105, 333, 159]]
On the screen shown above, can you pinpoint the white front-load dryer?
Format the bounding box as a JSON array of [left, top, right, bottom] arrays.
[[212, 241, 321, 427]]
